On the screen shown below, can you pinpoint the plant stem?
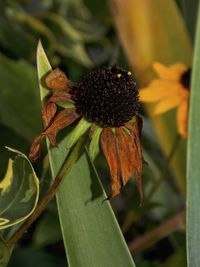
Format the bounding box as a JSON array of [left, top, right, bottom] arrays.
[[7, 137, 85, 247], [146, 135, 181, 202], [128, 210, 185, 254]]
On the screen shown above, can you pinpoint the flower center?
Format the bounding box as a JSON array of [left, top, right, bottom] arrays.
[[180, 68, 191, 89], [73, 66, 140, 127]]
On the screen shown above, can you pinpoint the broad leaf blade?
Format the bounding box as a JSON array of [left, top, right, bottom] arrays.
[[37, 42, 136, 267], [187, 4, 200, 267], [0, 148, 39, 230], [0, 53, 42, 141]]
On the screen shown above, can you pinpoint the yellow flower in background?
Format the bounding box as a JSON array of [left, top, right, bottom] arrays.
[[140, 62, 190, 139]]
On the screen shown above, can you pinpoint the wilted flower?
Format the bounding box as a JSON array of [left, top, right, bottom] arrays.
[[140, 62, 190, 139], [29, 66, 143, 199]]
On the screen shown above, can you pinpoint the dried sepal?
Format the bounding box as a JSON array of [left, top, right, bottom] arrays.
[[100, 128, 121, 198], [45, 68, 68, 90], [29, 108, 80, 161]]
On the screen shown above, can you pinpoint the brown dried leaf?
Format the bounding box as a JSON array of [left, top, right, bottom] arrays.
[[45, 68, 68, 90], [100, 128, 121, 198]]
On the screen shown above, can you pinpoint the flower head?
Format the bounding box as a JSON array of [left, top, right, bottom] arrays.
[[29, 66, 143, 200], [140, 62, 190, 139]]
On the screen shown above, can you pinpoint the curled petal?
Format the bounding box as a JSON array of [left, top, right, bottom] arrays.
[[43, 108, 80, 138], [29, 108, 80, 161], [48, 90, 74, 103], [42, 102, 57, 127], [100, 128, 121, 198], [125, 116, 144, 203], [45, 68, 68, 90], [29, 135, 44, 161], [42, 91, 74, 127]]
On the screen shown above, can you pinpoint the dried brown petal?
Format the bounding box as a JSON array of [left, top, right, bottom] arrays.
[[125, 116, 144, 202], [42, 102, 57, 127], [29, 135, 44, 161], [116, 128, 136, 186], [42, 91, 74, 128], [100, 128, 121, 198], [49, 90, 74, 103], [44, 108, 79, 137], [45, 68, 68, 90], [29, 108, 80, 161]]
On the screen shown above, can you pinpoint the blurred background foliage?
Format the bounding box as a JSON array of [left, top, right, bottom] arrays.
[[0, 0, 197, 266]]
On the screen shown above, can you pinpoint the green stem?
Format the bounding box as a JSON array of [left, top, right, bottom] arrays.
[[146, 134, 181, 202], [7, 137, 85, 247]]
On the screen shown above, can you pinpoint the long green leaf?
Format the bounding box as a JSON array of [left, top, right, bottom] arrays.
[[187, 3, 200, 267], [37, 41, 136, 267], [179, 0, 199, 40]]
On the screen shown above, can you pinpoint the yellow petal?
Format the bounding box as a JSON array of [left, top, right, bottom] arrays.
[[169, 63, 188, 77], [177, 99, 188, 139], [154, 95, 182, 114], [153, 62, 184, 81], [140, 87, 168, 102], [140, 80, 181, 102]]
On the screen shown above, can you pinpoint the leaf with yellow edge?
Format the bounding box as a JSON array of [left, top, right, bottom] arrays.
[[0, 147, 39, 230]]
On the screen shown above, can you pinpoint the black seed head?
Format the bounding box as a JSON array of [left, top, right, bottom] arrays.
[[180, 68, 191, 89], [73, 65, 140, 127]]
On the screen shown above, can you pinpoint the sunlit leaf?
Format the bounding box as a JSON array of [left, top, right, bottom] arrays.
[[0, 147, 39, 230]]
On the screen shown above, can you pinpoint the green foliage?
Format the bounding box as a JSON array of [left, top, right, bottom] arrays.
[[37, 42, 136, 267], [187, 3, 200, 267], [0, 148, 39, 230], [0, 0, 199, 266]]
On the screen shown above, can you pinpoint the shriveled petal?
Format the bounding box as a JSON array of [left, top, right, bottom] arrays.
[[125, 116, 143, 202], [29, 135, 44, 161], [154, 95, 182, 114], [116, 128, 136, 186], [153, 62, 184, 81], [29, 108, 80, 161], [44, 108, 80, 137], [42, 91, 74, 128], [49, 90, 74, 103], [42, 102, 57, 127], [177, 99, 189, 139], [45, 68, 68, 90], [100, 128, 121, 198]]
